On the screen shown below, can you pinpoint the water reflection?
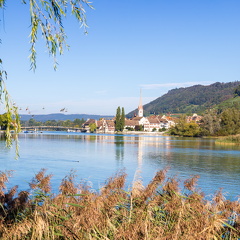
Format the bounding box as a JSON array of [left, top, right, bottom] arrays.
[[115, 135, 124, 163], [1, 132, 240, 197]]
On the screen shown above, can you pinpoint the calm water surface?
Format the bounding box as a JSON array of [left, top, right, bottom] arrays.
[[1, 132, 240, 198]]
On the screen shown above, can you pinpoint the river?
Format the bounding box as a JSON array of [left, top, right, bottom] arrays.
[[1, 132, 240, 199]]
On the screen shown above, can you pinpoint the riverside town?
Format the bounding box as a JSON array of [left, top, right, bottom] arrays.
[[1, 1, 240, 239]]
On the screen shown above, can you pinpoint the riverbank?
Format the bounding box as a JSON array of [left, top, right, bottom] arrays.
[[0, 169, 239, 239], [215, 134, 240, 145]]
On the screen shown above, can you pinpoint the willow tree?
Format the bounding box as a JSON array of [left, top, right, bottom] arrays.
[[0, 0, 92, 154]]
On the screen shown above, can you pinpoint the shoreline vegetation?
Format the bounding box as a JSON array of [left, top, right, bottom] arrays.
[[215, 135, 240, 145], [0, 169, 239, 239]]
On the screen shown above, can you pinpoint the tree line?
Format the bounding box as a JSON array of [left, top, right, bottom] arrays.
[[169, 107, 240, 137], [20, 118, 86, 129]]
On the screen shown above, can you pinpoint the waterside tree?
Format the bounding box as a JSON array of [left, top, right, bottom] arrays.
[[0, 113, 9, 130], [115, 106, 125, 132], [115, 106, 121, 132], [169, 115, 200, 137], [120, 107, 125, 131], [200, 109, 221, 136], [89, 122, 97, 133]]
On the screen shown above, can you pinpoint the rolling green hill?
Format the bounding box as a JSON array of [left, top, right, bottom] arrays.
[[127, 81, 240, 117], [216, 96, 240, 111]]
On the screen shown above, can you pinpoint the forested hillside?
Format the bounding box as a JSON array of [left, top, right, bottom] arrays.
[[128, 81, 240, 116]]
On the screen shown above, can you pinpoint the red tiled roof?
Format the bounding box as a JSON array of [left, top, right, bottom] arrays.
[[83, 119, 95, 126], [131, 117, 143, 121], [125, 119, 138, 126], [148, 118, 160, 124]]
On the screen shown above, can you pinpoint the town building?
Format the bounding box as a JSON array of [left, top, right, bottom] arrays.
[[82, 91, 177, 133]]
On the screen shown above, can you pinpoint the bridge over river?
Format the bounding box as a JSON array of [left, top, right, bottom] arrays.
[[21, 126, 86, 132]]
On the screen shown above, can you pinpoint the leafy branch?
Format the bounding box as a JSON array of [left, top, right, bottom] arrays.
[[0, 1, 93, 157], [26, 0, 93, 70], [0, 60, 21, 158]]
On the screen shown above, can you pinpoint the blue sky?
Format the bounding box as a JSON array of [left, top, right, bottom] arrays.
[[0, 0, 240, 116]]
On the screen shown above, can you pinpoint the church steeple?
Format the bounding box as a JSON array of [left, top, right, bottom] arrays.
[[138, 89, 143, 117]]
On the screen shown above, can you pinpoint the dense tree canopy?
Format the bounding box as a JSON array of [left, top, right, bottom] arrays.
[[169, 115, 200, 137], [234, 85, 240, 97], [170, 108, 240, 137], [127, 81, 240, 117]]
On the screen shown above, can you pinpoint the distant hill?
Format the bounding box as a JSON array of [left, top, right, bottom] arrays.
[[20, 113, 114, 122], [216, 96, 240, 111], [127, 81, 240, 117]]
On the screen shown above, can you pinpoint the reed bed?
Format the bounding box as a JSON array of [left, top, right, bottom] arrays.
[[0, 168, 239, 240], [216, 135, 240, 145]]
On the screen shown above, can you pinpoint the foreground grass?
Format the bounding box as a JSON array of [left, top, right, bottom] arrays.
[[216, 134, 240, 145], [0, 169, 239, 239]]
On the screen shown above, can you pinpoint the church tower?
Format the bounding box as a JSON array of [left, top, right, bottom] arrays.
[[138, 89, 143, 117]]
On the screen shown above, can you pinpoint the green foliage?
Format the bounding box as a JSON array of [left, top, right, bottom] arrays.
[[216, 134, 240, 144], [73, 118, 85, 128], [22, 118, 85, 128], [200, 108, 240, 136], [159, 127, 166, 132], [22, 0, 93, 70], [0, 113, 9, 130], [128, 81, 240, 116], [169, 115, 200, 137], [120, 107, 125, 131], [135, 124, 144, 131], [216, 96, 240, 111], [125, 126, 134, 131], [115, 106, 125, 132], [218, 108, 240, 135], [0, 1, 92, 156], [200, 109, 221, 136], [234, 85, 240, 96], [0, 62, 21, 157], [115, 106, 121, 131], [44, 119, 58, 126], [89, 122, 96, 133]]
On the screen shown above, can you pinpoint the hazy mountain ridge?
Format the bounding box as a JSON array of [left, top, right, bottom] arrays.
[[128, 81, 240, 116], [20, 113, 114, 122]]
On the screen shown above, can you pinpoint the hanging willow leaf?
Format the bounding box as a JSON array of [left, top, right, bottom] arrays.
[[0, 61, 21, 158], [0, 1, 93, 157], [26, 0, 93, 70]]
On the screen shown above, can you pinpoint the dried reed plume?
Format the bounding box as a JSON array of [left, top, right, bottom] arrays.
[[0, 169, 239, 239]]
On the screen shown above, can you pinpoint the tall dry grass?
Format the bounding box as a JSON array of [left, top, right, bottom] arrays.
[[0, 168, 239, 239]]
